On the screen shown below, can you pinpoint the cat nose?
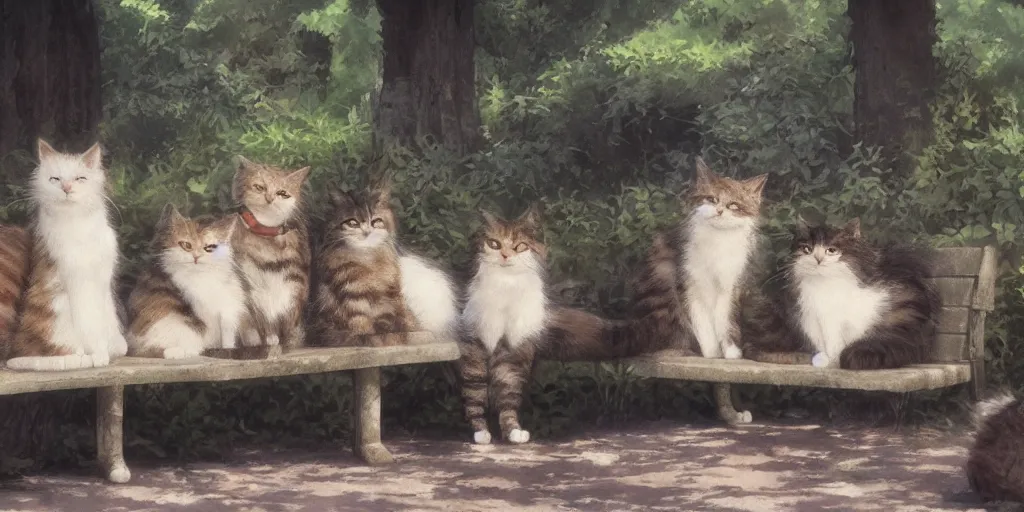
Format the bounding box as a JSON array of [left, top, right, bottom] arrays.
[[814, 254, 824, 264], [715, 206, 724, 215], [61, 182, 72, 194], [193, 255, 200, 264]]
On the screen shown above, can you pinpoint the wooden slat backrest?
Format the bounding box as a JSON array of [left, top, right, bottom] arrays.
[[927, 246, 998, 366]]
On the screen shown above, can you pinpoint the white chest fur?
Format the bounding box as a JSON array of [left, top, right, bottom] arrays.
[[242, 260, 296, 322], [462, 265, 547, 353], [682, 222, 756, 358], [796, 272, 890, 359], [170, 262, 247, 346]]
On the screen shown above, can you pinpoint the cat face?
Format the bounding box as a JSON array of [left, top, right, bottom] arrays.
[[32, 139, 108, 211], [157, 205, 237, 268], [232, 157, 310, 228], [475, 205, 546, 272], [686, 157, 767, 230], [325, 186, 397, 250], [789, 218, 871, 280]]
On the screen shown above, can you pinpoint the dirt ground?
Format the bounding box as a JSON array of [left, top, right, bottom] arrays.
[[0, 421, 1007, 511]]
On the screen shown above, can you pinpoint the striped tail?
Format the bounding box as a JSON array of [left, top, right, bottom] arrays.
[[6, 354, 105, 371], [540, 307, 694, 362]]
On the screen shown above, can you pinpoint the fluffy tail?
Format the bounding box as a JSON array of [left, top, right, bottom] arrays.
[[539, 307, 693, 362], [6, 354, 104, 371], [838, 331, 925, 370], [973, 391, 1018, 428], [309, 323, 412, 348], [966, 393, 1024, 503]]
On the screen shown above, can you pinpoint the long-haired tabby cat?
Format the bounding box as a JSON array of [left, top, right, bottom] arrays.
[[126, 205, 246, 358], [232, 157, 312, 351], [459, 205, 650, 445], [629, 157, 768, 359], [0, 226, 31, 361], [309, 185, 420, 347], [745, 218, 939, 369], [966, 392, 1024, 504], [6, 139, 127, 371]]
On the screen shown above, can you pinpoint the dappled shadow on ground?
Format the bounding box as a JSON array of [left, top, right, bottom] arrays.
[[0, 421, 1002, 511]]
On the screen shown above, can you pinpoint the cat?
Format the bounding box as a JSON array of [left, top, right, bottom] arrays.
[[965, 392, 1024, 504], [746, 218, 939, 369], [6, 139, 127, 371], [459, 205, 651, 445], [629, 157, 768, 359], [232, 156, 312, 352], [0, 226, 31, 361], [309, 186, 420, 347], [126, 205, 246, 359]]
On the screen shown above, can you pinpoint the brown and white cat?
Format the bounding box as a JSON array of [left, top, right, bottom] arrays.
[[744, 219, 939, 370], [232, 157, 312, 351], [630, 157, 768, 359], [966, 392, 1024, 504], [6, 139, 127, 371], [308, 186, 419, 347], [126, 205, 246, 358], [459, 206, 649, 445], [0, 226, 31, 361]]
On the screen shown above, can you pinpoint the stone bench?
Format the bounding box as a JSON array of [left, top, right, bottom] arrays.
[[0, 334, 460, 483], [625, 245, 999, 424]]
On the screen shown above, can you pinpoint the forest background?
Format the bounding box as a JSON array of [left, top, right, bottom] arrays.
[[0, 0, 1022, 472]]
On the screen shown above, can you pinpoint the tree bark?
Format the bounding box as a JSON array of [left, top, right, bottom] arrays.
[[374, 0, 482, 155], [0, 0, 103, 159], [848, 0, 937, 164]]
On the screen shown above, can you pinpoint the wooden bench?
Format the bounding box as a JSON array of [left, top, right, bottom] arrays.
[[0, 334, 460, 483], [625, 246, 999, 424]]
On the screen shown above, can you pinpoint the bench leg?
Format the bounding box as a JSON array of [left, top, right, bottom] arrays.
[[352, 367, 394, 465], [714, 383, 752, 425], [96, 385, 131, 483]]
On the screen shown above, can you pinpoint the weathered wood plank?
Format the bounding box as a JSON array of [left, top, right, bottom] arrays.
[[973, 246, 998, 311], [931, 333, 968, 362], [626, 353, 971, 392], [932, 247, 985, 277], [928, 277, 976, 307], [969, 310, 988, 399], [936, 307, 969, 334], [0, 337, 460, 396]]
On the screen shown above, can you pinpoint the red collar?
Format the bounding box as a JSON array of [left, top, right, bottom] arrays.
[[239, 208, 289, 237]]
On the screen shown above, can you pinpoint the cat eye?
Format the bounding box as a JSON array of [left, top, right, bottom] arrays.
[[49, 177, 59, 183], [343, 219, 360, 228], [203, 244, 217, 253], [825, 247, 839, 255], [178, 241, 193, 251], [727, 203, 739, 211], [370, 218, 385, 229], [799, 245, 812, 254], [703, 196, 718, 204], [514, 242, 529, 253], [276, 190, 290, 199], [75, 176, 87, 182], [486, 239, 501, 250], [253, 184, 266, 192]]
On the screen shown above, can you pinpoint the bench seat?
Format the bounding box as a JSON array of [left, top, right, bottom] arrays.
[[627, 354, 971, 392], [0, 335, 461, 484]]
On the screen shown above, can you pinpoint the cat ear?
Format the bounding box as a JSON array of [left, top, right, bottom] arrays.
[[328, 189, 356, 210], [220, 215, 238, 240], [479, 209, 502, 230], [81, 142, 103, 171], [843, 217, 862, 239], [37, 139, 58, 162], [236, 155, 256, 173], [517, 203, 543, 232], [794, 215, 811, 237], [694, 156, 715, 185], [743, 173, 768, 195], [287, 166, 311, 184], [161, 203, 187, 229], [373, 181, 392, 209]]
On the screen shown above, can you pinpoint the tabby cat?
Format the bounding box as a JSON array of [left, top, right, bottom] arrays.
[[0, 226, 30, 361], [6, 139, 127, 371], [309, 186, 419, 347], [459, 206, 648, 445], [232, 157, 312, 351], [745, 218, 939, 369], [629, 157, 768, 359], [966, 392, 1024, 504], [126, 205, 246, 358]]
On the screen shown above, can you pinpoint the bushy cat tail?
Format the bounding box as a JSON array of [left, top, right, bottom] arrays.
[[966, 393, 1024, 503], [540, 307, 690, 362], [973, 392, 1019, 427], [312, 324, 412, 348], [6, 354, 106, 371], [838, 331, 925, 370]]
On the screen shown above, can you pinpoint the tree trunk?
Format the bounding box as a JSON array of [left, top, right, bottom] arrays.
[[848, 0, 937, 165], [374, 0, 482, 155], [0, 0, 103, 159]]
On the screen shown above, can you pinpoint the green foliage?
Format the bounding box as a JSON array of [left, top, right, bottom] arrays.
[[3, 0, 1024, 472]]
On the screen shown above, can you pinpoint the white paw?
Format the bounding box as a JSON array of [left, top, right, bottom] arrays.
[[110, 333, 128, 357], [507, 429, 530, 444], [90, 352, 110, 367], [739, 410, 753, 423], [265, 334, 280, 347], [723, 345, 743, 360], [812, 352, 831, 368], [108, 465, 131, 483], [221, 334, 237, 350], [163, 347, 198, 359], [473, 430, 492, 445]]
